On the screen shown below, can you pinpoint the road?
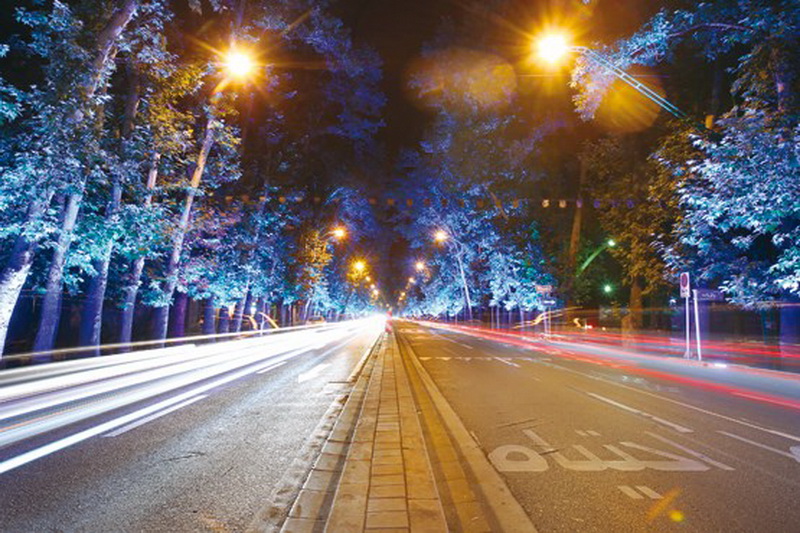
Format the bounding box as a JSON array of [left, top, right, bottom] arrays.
[[0, 319, 383, 533], [394, 320, 800, 533]]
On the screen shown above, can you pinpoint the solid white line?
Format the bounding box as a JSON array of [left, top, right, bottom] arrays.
[[586, 392, 693, 434], [618, 486, 643, 499], [0, 344, 316, 475], [645, 431, 734, 471], [636, 486, 662, 499], [494, 357, 521, 368], [103, 395, 207, 437], [256, 361, 287, 374], [546, 360, 800, 443], [717, 431, 796, 459], [298, 363, 330, 383]]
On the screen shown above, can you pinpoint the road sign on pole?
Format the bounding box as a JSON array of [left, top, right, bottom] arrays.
[[680, 272, 692, 358], [679, 272, 691, 298], [535, 284, 553, 295], [695, 289, 724, 302]]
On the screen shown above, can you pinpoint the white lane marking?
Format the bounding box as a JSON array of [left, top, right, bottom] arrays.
[[256, 361, 287, 374], [419, 357, 431, 361], [546, 360, 800, 443], [646, 432, 734, 471], [494, 357, 521, 368], [718, 431, 797, 460], [587, 430, 601, 437], [586, 392, 693, 434], [0, 343, 319, 475], [576, 430, 587, 437], [440, 357, 451, 361], [618, 486, 643, 499], [103, 395, 207, 437], [636, 486, 662, 499], [298, 363, 330, 383]]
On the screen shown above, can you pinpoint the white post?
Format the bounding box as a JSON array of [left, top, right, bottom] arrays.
[[684, 295, 692, 358], [693, 289, 703, 361]]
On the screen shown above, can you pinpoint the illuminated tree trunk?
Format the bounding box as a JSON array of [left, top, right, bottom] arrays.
[[119, 152, 160, 346], [0, 1, 139, 357], [32, 190, 85, 354], [169, 291, 188, 338], [202, 297, 216, 335], [629, 277, 643, 330], [0, 194, 52, 355]]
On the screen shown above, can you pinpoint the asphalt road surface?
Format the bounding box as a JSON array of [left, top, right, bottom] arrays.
[[395, 320, 800, 533], [0, 320, 382, 533]]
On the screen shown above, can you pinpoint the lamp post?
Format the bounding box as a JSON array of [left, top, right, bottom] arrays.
[[433, 229, 473, 321], [153, 47, 259, 342], [535, 33, 713, 135], [577, 238, 616, 277]]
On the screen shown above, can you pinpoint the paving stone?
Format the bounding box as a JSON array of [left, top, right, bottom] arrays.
[[408, 499, 448, 533], [367, 498, 407, 513], [370, 483, 406, 499], [325, 483, 368, 532], [289, 489, 327, 519], [370, 473, 404, 486], [365, 510, 409, 529], [302, 469, 336, 492], [314, 452, 343, 472], [372, 463, 404, 476], [281, 517, 322, 533]]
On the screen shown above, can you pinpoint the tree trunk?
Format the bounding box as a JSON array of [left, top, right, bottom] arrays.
[[218, 306, 230, 334], [234, 290, 252, 332], [119, 152, 160, 346], [0, 194, 52, 356], [565, 160, 586, 318], [169, 291, 188, 338], [78, 178, 123, 354], [80, 64, 139, 353], [202, 297, 216, 335], [629, 278, 644, 330], [32, 191, 84, 354], [153, 119, 216, 341]]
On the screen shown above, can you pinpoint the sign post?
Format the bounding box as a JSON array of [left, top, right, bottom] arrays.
[[692, 289, 703, 361], [679, 272, 692, 358]]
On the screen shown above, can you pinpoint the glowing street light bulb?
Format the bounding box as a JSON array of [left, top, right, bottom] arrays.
[[408, 277, 416, 284], [225, 49, 255, 79], [415, 261, 425, 272], [607, 239, 617, 247], [603, 284, 613, 294], [332, 227, 346, 239], [536, 33, 571, 65], [372, 289, 380, 297], [434, 230, 448, 243], [353, 260, 366, 273]]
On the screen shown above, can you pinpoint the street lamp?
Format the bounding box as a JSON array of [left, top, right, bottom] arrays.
[[434, 230, 449, 243], [224, 49, 256, 80], [408, 277, 416, 284], [431, 227, 472, 320], [577, 238, 617, 277], [352, 260, 366, 273], [534, 32, 701, 128], [331, 226, 346, 240], [603, 284, 614, 295], [415, 260, 426, 272]]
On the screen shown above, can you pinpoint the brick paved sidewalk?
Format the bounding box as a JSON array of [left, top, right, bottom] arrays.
[[324, 332, 447, 532]]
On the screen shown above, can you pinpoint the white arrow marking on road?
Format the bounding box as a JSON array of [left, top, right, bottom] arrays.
[[718, 431, 798, 460], [791, 446, 800, 463], [298, 363, 329, 383]]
